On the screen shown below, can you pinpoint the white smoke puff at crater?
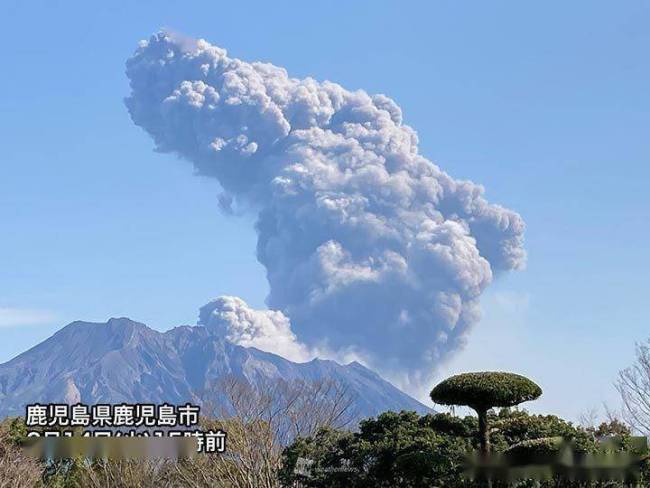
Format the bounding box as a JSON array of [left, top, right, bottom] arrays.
[[125, 31, 526, 394], [199, 296, 313, 363], [199, 296, 361, 366]]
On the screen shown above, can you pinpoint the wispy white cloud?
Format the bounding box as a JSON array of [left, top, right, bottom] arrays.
[[0, 307, 57, 328]]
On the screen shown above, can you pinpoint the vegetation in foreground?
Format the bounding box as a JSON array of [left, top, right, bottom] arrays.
[[2, 360, 650, 487]]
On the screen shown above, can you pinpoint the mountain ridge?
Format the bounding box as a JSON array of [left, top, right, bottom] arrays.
[[0, 318, 432, 421]]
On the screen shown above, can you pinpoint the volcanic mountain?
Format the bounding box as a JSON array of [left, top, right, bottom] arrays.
[[0, 318, 430, 421]]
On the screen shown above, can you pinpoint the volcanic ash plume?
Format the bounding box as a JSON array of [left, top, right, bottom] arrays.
[[125, 32, 526, 393]]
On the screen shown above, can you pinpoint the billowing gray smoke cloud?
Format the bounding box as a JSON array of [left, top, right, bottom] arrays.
[[125, 32, 525, 392]]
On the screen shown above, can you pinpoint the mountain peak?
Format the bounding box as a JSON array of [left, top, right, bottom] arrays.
[[106, 317, 144, 326], [0, 318, 432, 420]]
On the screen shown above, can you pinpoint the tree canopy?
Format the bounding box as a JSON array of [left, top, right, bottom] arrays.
[[430, 371, 542, 410], [279, 409, 647, 487]]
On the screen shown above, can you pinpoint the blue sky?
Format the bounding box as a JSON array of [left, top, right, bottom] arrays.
[[1, 0, 648, 421]]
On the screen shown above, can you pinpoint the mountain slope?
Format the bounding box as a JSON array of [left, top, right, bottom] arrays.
[[0, 318, 431, 420]]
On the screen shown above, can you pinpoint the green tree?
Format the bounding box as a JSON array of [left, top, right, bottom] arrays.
[[280, 408, 649, 488], [280, 411, 474, 487], [430, 372, 542, 454]]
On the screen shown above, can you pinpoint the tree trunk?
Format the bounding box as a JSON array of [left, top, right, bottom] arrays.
[[477, 408, 492, 487], [477, 408, 490, 454]]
